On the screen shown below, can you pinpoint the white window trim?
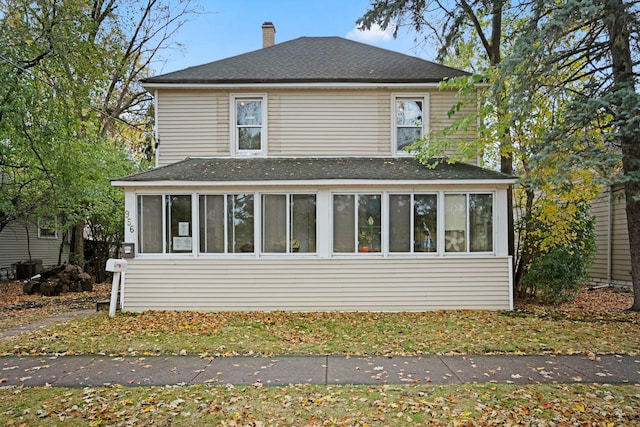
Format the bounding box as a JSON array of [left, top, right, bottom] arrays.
[[133, 189, 498, 259], [136, 193, 196, 257], [197, 193, 257, 256], [329, 190, 496, 257], [442, 192, 495, 255], [37, 217, 58, 239], [230, 93, 267, 157], [392, 93, 429, 157], [259, 192, 319, 256]]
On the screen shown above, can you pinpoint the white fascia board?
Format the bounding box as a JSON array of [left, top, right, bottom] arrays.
[[142, 82, 444, 91], [111, 179, 515, 188]]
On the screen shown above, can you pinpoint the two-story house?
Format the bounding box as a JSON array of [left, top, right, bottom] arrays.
[[112, 23, 515, 312]]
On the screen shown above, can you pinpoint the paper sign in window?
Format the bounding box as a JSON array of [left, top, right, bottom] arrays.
[[178, 222, 190, 236], [173, 237, 192, 251]]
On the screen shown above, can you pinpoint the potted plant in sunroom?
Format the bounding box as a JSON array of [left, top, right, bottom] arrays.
[[358, 216, 375, 252]]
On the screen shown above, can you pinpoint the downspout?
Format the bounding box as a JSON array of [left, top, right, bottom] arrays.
[[607, 185, 613, 286], [154, 89, 159, 168]]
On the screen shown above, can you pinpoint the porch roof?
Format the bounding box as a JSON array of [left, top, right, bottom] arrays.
[[115, 157, 514, 183]]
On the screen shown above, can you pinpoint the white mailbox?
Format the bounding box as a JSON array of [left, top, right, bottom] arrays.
[[106, 258, 128, 272], [106, 258, 128, 317]]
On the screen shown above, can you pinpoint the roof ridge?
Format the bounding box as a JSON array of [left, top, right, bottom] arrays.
[[142, 37, 470, 85]]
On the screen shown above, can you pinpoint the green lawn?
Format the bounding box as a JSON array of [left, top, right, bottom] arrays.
[[1, 309, 638, 357]]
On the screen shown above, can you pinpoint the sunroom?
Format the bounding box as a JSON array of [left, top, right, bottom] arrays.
[[112, 157, 515, 312]]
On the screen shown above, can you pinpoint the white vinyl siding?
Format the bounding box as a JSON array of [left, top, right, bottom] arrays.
[[156, 90, 229, 166], [154, 88, 478, 163], [589, 185, 632, 286], [268, 89, 389, 156], [0, 221, 69, 270], [120, 256, 512, 312]]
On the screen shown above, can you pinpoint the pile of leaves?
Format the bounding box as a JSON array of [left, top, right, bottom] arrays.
[[515, 286, 634, 312]]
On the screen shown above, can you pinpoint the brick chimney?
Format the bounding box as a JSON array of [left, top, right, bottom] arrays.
[[262, 22, 276, 48]]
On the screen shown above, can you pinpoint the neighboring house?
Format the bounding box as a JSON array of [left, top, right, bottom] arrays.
[[590, 184, 632, 287], [0, 218, 69, 279], [112, 23, 515, 312]]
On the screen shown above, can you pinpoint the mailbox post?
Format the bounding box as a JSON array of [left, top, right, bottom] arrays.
[[105, 258, 128, 317]]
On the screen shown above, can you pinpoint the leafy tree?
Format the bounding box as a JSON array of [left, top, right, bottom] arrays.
[[0, 0, 198, 267], [359, 1, 602, 302], [505, 0, 640, 309]]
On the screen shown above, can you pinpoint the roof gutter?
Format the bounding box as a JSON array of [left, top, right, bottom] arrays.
[[112, 178, 516, 188]]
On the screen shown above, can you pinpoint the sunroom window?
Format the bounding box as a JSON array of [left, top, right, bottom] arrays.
[[469, 194, 493, 252], [138, 195, 163, 253], [199, 194, 255, 253], [389, 194, 438, 253], [444, 193, 493, 253], [167, 195, 192, 253], [137, 191, 493, 257], [262, 194, 316, 253], [333, 194, 381, 253], [137, 195, 193, 254]]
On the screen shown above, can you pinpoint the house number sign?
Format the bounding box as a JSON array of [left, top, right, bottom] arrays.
[[125, 210, 134, 233]]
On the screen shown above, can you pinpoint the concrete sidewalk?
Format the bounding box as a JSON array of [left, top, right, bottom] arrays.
[[2, 354, 638, 387]]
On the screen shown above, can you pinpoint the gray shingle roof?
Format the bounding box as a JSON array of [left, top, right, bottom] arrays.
[[115, 157, 513, 183], [143, 37, 469, 84]]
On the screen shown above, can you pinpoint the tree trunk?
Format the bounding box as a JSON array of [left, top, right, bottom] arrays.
[[70, 221, 85, 266], [58, 230, 67, 265], [25, 222, 32, 262], [514, 187, 535, 295], [502, 153, 515, 260], [603, 0, 640, 310]]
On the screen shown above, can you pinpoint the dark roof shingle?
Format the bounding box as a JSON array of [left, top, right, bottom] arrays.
[[143, 37, 469, 84], [115, 157, 513, 183]]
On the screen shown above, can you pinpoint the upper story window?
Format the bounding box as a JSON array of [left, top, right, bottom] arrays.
[[393, 94, 428, 155], [232, 94, 266, 156]]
